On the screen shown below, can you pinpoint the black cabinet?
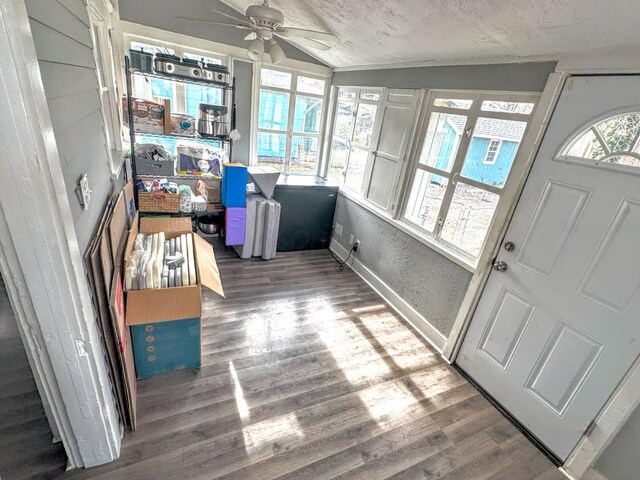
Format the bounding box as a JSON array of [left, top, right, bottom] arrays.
[[274, 176, 339, 251]]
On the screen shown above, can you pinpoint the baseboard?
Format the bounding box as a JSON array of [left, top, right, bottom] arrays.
[[330, 239, 447, 353]]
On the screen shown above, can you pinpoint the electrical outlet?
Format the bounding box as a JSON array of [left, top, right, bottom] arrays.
[[334, 223, 343, 236], [353, 239, 361, 252], [349, 234, 355, 245], [76, 174, 91, 210]]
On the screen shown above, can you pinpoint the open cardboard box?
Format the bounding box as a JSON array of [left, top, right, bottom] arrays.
[[124, 215, 225, 324], [123, 215, 225, 378]]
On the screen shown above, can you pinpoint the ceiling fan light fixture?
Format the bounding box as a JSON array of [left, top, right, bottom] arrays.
[[247, 38, 264, 61], [269, 41, 285, 64]]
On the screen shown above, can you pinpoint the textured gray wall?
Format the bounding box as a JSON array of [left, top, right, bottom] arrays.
[[332, 193, 472, 337], [118, 0, 326, 66], [332, 61, 556, 92], [27, 0, 117, 253], [232, 59, 252, 165], [596, 404, 640, 480]]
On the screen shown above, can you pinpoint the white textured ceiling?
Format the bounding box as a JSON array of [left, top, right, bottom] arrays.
[[220, 0, 640, 67]]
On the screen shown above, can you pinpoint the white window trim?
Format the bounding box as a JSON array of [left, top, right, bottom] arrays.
[[483, 139, 502, 165], [323, 88, 540, 271], [87, 0, 124, 176], [325, 86, 384, 191], [254, 66, 330, 175], [398, 90, 539, 265]]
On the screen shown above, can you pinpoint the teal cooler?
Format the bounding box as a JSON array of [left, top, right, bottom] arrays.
[[131, 317, 201, 379], [221, 163, 248, 207]]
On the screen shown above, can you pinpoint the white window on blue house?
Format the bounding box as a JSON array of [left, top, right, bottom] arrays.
[[257, 68, 327, 174], [403, 92, 537, 261], [483, 139, 502, 165]]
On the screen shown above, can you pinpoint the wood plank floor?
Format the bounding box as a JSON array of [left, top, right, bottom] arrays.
[[63, 244, 564, 480], [0, 278, 67, 480]]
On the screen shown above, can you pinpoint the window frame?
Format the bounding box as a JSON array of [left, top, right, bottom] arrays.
[[326, 87, 384, 192], [255, 66, 329, 175], [399, 90, 540, 263], [87, 0, 123, 175]]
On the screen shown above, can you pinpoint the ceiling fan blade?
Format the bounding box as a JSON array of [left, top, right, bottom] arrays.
[[275, 33, 332, 51], [211, 8, 251, 24], [175, 17, 252, 29], [280, 27, 338, 43], [244, 32, 257, 41]]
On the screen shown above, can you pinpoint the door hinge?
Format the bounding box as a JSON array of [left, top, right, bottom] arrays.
[[583, 419, 597, 437]]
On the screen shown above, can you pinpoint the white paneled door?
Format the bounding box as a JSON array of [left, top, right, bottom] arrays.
[[457, 75, 640, 461]]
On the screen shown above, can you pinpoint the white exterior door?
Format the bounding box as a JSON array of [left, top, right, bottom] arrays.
[[457, 75, 640, 461]]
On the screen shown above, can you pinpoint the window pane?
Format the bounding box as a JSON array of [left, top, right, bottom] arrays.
[[360, 92, 380, 101], [335, 101, 355, 139], [185, 84, 223, 118], [297, 76, 325, 95], [604, 155, 640, 167], [130, 42, 174, 54], [404, 169, 448, 233], [339, 90, 356, 99], [183, 52, 222, 65], [353, 103, 377, 146], [291, 136, 319, 174], [344, 147, 369, 192], [566, 129, 603, 159], [258, 90, 290, 130], [434, 98, 473, 109], [260, 69, 291, 89], [441, 183, 499, 258], [481, 101, 535, 115], [596, 114, 640, 153], [419, 112, 467, 172], [460, 117, 527, 188], [293, 96, 322, 134], [257, 132, 286, 170], [329, 139, 348, 184]]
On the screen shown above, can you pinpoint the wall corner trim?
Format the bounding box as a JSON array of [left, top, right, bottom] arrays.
[[330, 239, 447, 353]]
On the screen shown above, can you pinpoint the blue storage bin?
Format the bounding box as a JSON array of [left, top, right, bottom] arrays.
[[221, 163, 248, 207]]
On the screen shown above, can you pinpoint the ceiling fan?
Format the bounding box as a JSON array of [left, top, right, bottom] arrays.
[[177, 1, 338, 63]]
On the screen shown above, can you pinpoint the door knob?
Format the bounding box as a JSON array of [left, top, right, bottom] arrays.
[[493, 261, 508, 272]]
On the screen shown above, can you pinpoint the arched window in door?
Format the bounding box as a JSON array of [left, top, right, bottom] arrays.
[[560, 112, 640, 169]]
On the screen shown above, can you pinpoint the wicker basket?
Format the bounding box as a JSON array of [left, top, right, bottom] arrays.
[[138, 191, 180, 213]]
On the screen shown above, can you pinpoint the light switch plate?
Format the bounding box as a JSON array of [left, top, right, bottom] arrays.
[[334, 223, 343, 236], [77, 174, 91, 210]]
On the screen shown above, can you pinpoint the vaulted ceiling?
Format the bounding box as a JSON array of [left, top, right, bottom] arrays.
[[120, 0, 640, 69], [220, 0, 640, 67]]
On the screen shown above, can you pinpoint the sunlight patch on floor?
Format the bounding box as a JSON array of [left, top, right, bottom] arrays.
[[229, 361, 250, 422], [241, 412, 304, 455]]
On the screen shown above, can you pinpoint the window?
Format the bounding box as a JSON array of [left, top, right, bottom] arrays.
[[127, 40, 227, 152], [560, 112, 640, 170], [88, 0, 122, 171], [257, 68, 326, 174], [327, 88, 382, 189], [403, 93, 536, 261], [483, 139, 502, 165]]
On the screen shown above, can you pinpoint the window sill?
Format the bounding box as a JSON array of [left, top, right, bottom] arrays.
[[336, 188, 477, 273], [110, 148, 127, 180]]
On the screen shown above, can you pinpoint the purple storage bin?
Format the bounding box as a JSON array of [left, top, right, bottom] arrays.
[[225, 207, 246, 246]]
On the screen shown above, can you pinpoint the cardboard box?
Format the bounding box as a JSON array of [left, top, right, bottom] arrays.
[[122, 96, 166, 135], [124, 216, 225, 377], [131, 317, 200, 379], [196, 179, 223, 212]]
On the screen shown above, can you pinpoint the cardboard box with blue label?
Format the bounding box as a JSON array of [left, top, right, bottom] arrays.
[[124, 216, 225, 379]]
